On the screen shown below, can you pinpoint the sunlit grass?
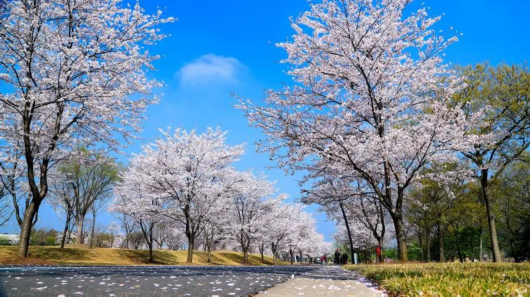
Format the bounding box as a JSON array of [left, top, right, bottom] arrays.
[[344, 262, 530, 296], [0, 246, 281, 266]]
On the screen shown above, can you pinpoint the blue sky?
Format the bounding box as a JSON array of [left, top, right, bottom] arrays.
[[2, 0, 529, 241]]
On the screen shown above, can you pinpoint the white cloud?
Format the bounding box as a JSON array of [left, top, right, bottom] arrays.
[[178, 54, 245, 85]]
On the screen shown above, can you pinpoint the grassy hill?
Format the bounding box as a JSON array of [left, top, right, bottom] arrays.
[[0, 246, 281, 266]]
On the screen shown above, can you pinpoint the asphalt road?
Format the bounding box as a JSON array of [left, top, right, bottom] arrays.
[[0, 265, 358, 297]]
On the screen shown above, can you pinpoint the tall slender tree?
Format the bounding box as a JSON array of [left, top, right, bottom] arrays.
[[454, 64, 530, 262]]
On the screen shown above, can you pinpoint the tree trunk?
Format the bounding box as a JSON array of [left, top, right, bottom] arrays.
[[149, 229, 154, 262], [339, 202, 355, 264], [481, 170, 502, 262], [479, 227, 483, 261], [417, 233, 424, 261], [89, 212, 96, 249], [240, 235, 250, 264], [377, 238, 384, 263], [259, 244, 265, 263], [426, 229, 431, 262], [439, 222, 445, 262], [272, 243, 277, 265], [243, 248, 249, 264], [456, 238, 463, 262], [148, 243, 153, 262], [60, 211, 72, 249], [393, 215, 408, 262], [67, 220, 75, 244], [186, 238, 194, 263], [76, 214, 85, 245], [17, 202, 38, 257], [207, 244, 211, 263], [454, 223, 463, 262], [389, 188, 408, 262], [289, 247, 294, 265]]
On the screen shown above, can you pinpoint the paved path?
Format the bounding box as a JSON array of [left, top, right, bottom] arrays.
[[257, 266, 383, 297], [0, 265, 381, 297]]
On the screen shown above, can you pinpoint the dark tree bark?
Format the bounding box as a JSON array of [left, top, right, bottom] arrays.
[[438, 222, 445, 262], [339, 202, 355, 264], [481, 169, 502, 262], [60, 209, 72, 248]]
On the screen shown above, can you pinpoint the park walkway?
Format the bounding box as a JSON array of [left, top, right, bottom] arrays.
[[256, 265, 384, 297]]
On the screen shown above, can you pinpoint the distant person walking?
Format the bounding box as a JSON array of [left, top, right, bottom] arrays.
[[341, 253, 348, 265], [334, 249, 340, 265]]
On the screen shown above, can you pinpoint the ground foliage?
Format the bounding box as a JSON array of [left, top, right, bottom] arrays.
[[345, 262, 530, 297]]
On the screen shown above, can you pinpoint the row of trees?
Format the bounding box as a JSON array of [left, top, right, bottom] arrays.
[[237, 0, 530, 262], [2, 125, 331, 263], [326, 65, 530, 263], [406, 157, 530, 263], [112, 128, 329, 263], [0, 0, 330, 261], [0, 226, 119, 248]]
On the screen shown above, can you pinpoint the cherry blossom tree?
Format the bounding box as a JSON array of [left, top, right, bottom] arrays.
[[285, 211, 325, 264], [0, 186, 11, 226], [0, 0, 174, 257], [345, 195, 387, 262], [266, 203, 307, 264], [117, 128, 244, 263], [163, 225, 187, 251], [334, 220, 377, 262], [302, 177, 360, 264], [116, 212, 136, 249], [304, 175, 388, 263], [256, 235, 272, 264], [0, 142, 26, 227], [225, 170, 287, 264], [112, 173, 163, 262], [0, 180, 12, 226], [200, 194, 232, 263], [237, 0, 468, 261]]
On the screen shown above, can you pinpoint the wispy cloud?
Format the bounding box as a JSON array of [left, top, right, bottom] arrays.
[[177, 54, 246, 85]]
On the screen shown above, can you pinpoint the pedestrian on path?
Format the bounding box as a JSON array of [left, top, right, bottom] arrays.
[[334, 249, 340, 265], [341, 253, 348, 265]]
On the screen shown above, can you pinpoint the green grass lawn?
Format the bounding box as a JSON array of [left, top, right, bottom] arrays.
[[0, 245, 281, 266], [344, 262, 530, 297]]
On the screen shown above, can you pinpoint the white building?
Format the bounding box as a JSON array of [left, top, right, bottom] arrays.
[[0, 233, 19, 245]]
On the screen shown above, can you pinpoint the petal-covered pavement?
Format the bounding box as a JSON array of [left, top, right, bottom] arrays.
[[0, 265, 382, 296], [257, 266, 384, 297]]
